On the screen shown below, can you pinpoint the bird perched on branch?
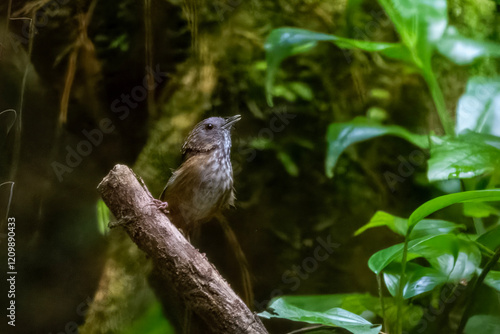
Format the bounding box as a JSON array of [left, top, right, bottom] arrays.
[[159, 115, 240, 236], [157, 115, 253, 307]]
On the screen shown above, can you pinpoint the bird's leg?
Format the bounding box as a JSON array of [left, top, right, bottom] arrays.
[[147, 198, 169, 214]]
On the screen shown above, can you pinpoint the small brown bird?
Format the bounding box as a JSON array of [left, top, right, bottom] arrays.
[[159, 115, 241, 236], [158, 115, 253, 309]]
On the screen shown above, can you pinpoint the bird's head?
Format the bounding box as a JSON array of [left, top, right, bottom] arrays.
[[182, 115, 241, 156]]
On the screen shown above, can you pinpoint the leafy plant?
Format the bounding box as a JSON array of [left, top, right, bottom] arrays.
[[260, 0, 500, 333]]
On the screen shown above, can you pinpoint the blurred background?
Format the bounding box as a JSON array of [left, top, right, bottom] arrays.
[[0, 0, 499, 333]]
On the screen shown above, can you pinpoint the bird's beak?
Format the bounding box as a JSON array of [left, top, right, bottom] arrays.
[[222, 115, 241, 129]]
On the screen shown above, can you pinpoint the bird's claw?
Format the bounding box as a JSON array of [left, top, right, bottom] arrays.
[[151, 198, 169, 214]]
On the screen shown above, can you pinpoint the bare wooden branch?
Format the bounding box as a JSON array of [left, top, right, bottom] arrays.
[[97, 164, 268, 334]]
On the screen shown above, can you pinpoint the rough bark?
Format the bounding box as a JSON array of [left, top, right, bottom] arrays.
[[97, 164, 268, 334]]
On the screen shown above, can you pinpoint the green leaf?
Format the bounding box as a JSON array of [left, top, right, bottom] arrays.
[[123, 301, 175, 334], [369, 234, 481, 276], [477, 225, 500, 251], [456, 77, 500, 136], [276, 150, 300, 177], [408, 189, 500, 228], [464, 315, 500, 334], [259, 297, 381, 334], [438, 27, 500, 65], [410, 219, 465, 239], [416, 235, 481, 281], [264, 28, 408, 106], [377, 0, 454, 135], [325, 117, 429, 178], [378, 0, 448, 68], [463, 202, 500, 218], [288, 81, 314, 101], [355, 211, 408, 236], [483, 270, 500, 292], [383, 262, 447, 298], [427, 132, 500, 182], [96, 199, 111, 235], [355, 211, 463, 239], [368, 234, 441, 274], [272, 84, 298, 102], [262, 294, 383, 316]]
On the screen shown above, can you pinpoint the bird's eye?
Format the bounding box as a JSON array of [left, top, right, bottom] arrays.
[[205, 123, 213, 130]]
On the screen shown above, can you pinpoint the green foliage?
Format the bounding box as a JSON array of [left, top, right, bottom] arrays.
[[383, 262, 448, 299], [456, 77, 500, 135], [464, 315, 500, 334], [355, 210, 465, 239], [122, 301, 175, 334], [259, 296, 382, 334], [260, 0, 500, 332], [264, 28, 407, 106], [438, 27, 500, 66], [477, 225, 500, 251], [427, 132, 500, 181], [325, 117, 429, 177], [264, 0, 500, 176], [96, 199, 111, 235], [407, 189, 500, 228], [364, 190, 500, 332]]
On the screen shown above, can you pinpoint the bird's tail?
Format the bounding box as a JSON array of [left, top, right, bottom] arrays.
[[216, 214, 254, 307]]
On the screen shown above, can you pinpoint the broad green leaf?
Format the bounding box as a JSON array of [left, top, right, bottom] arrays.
[[264, 28, 409, 106], [263, 294, 384, 316], [408, 189, 500, 228], [410, 219, 465, 240], [456, 77, 500, 136], [378, 0, 448, 68], [384, 304, 424, 333], [340, 294, 388, 317], [368, 234, 440, 274], [477, 225, 500, 251], [464, 315, 500, 334], [463, 202, 500, 218], [377, 0, 454, 135], [484, 270, 500, 292], [415, 235, 481, 281], [369, 234, 481, 276], [438, 27, 500, 65], [383, 262, 447, 299], [427, 132, 500, 182], [325, 117, 429, 178], [259, 297, 381, 334], [355, 211, 463, 239], [354, 211, 407, 236]]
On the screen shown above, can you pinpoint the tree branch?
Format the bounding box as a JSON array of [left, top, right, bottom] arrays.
[[97, 164, 268, 334]]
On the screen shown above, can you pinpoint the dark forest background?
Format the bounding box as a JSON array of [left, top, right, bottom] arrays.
[[1, 0, 499, 333]]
